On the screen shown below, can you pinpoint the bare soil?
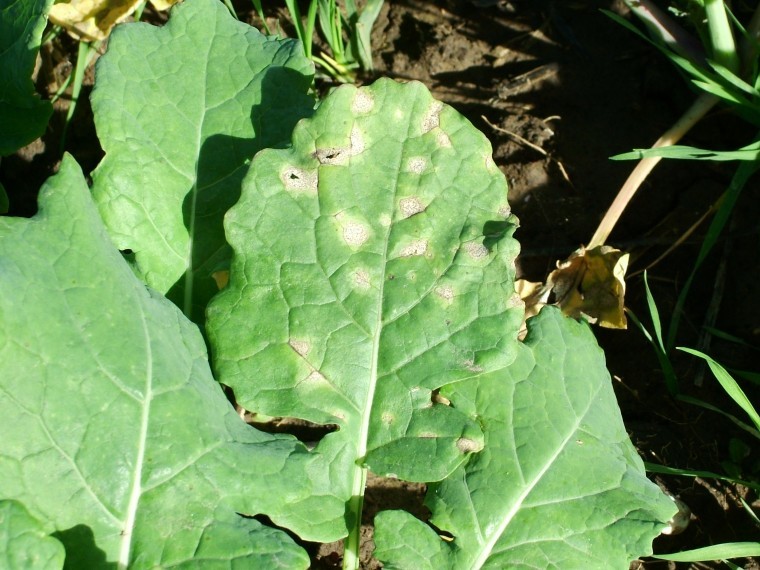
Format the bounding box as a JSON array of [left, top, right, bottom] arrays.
[[3, 1, 760, 568]]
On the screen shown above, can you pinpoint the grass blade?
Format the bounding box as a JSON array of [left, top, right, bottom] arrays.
[[61, 40, 97, 154], [612, 141, 760, 161], [354, 0, 383, 71], [679, 347, 760, 432], [666, 152, 760, 349], [627, 304, 679, 395], [677, 394, 760, 439], [655, 542, 760, 562], [250, 0, 270, 35], [645, 462, 760, 492]]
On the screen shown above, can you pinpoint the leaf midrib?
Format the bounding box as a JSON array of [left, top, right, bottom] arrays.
[[470, 369, 603, 569], [344, 96, 415, 568], [117, 305, 154, 569]]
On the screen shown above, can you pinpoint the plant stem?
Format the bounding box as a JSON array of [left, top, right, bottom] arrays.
[[587, 92, 718, 248], [60, 40, 99, 154], [704, 0, 740, 73], [623, 0, 707, 67], [343, 468, 367, 570]]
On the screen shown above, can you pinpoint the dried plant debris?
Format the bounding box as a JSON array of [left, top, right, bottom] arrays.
[[517, 245, 629, 335], [49, 0, 180, 41]]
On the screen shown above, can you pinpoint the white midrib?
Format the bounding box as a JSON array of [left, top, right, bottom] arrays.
[[470, 391, 599, 570], [343, 226, 390, 570], [343, 286, 385, 570], [117, 312, 154, 569], [354, 273, 386, 489]]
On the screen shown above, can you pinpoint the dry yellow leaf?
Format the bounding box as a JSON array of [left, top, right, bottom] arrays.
[[514, 278, 548, 339], [212, 270, 230, 290], [149, 0, 181, 12], [49, 0, 141, 41], [518, 245, 629, 332], [49, 0, 179, 41]]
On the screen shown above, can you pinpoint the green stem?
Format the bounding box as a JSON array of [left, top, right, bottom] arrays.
[[304, 0, 319, 59], [704, 0, 740, 73], [587, 92, 719, 248], [60, 41, 99, 154], [134, 0, 148, 21], [342, 470, 367, 570]]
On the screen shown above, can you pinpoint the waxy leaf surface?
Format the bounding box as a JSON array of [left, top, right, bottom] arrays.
[[0, 155, 340, 568], [91, 0, 314, 323], [207, 78, 523, 538], [0, 0, 53, 155], [0, 501, 64, 570], [374, 307, 677, 569]]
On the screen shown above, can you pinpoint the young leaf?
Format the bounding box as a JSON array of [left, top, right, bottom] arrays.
[[207, 78, 522, 548], [0, 155, 343, 567], [0, 0, 54, 156], [0, 501, 64, 570], [90, 0, 315, 324], [375, 307, 677, 569]]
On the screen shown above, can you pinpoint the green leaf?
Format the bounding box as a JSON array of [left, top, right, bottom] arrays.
[[679, 348, 760, 433], [207, 78, 522, 542], [645, 462, 760, 492], [90, 0, 315, 324], [0, 501, 65, 570], [611, 140, 760, 161], [0, 155, 341, 567], [0, 0, 54, 155], [375, 307, 677, 569], [655, 542, 760, 562]]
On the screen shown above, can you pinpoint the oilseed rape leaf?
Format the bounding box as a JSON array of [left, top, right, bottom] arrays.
[[0, 501, 65, 570], [0, 0, 53, 156], [374, 307, 677, 569], [90, 0, 314, 324], [0, 155, 334, 568], [207, 78, 523, 541]]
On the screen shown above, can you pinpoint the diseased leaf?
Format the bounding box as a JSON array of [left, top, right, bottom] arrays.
[[207, 78, 523, 541], [0, 155, 343, 568], [49, 0, 142, 41], [0, 501, 65, 570], [375, 307, 677, 569], [517, 245, 629, 333], [91, 0, 314, 323], [0, 0, 53, 156]]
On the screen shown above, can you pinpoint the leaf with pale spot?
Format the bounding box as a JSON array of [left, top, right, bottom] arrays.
[[374, 307, 677, 569], [207, 78, 523, 540]]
